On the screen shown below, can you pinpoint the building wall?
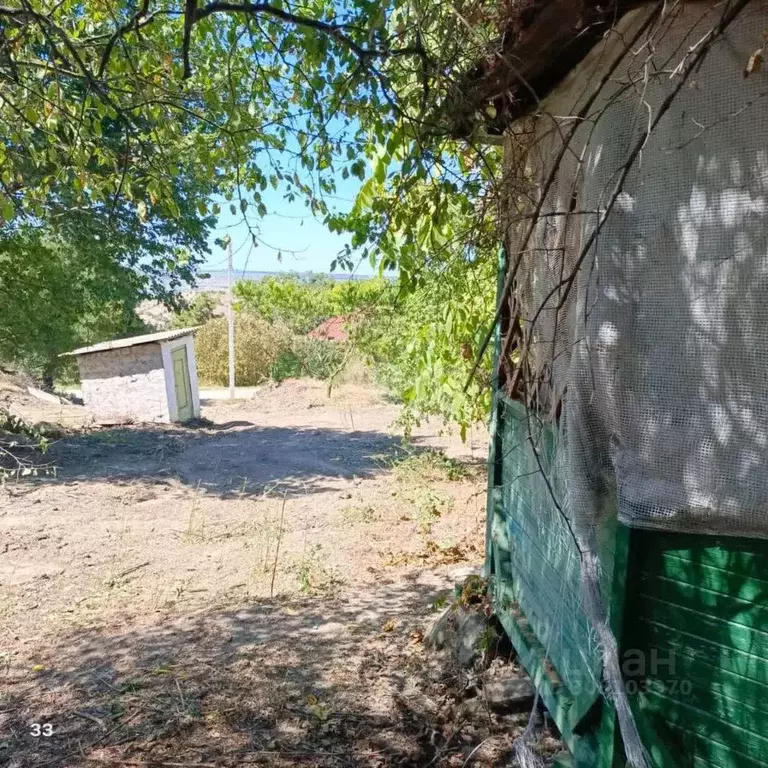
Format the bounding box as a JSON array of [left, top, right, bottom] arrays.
[[493, 5, 768, 766], [77, 343, 170, 423], [625, 529, 768, 768]]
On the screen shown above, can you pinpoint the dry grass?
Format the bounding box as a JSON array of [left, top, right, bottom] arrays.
[[0, 380, 514, 767], [0, 572, 563, 768], [390, 447, 478, 485]]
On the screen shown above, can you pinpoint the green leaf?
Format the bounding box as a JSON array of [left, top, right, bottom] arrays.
[[1, 198, 15, 221], [374, 159, 386, 184], [357, 178, 376, 209]]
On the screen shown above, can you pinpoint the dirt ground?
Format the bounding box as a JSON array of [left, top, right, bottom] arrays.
[[0, 379, 560, 767]]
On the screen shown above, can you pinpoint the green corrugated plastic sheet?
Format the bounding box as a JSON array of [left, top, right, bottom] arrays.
[[626, 531, 768, 768], [490, 397, 607, 749], [489, 397, 768, 767]]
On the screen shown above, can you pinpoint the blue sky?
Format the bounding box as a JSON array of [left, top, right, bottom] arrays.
[[205, 170, 368, 277]]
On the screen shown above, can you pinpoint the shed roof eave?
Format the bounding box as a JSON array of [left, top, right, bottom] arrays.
[[444, 0, 656, 137], [61, 327, 200, 358]]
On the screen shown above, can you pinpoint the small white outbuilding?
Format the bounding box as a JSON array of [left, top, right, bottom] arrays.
[[63, 327, 201, 424]]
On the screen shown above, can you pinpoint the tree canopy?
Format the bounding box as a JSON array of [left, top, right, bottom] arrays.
[[1, 0, 501, 419], [0, 0, 498, 237]]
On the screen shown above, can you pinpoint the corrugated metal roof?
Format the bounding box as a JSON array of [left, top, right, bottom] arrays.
[[61, 327, 199, 357]]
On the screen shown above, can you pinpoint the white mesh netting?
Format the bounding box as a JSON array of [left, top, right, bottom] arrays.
[[506, 1, 768, 543]]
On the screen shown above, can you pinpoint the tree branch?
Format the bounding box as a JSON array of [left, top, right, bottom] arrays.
[[189, 1, 425, 77], [98, 0, 151, 77]]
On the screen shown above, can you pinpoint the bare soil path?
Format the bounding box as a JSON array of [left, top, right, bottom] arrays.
[[0, 379, 558, 767]]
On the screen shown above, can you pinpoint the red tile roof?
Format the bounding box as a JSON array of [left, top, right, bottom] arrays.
[[307, 316, 348, 342]]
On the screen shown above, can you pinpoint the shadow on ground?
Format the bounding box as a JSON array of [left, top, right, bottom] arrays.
[[30, 422, 410, 498], [2, 567, 485, 768]]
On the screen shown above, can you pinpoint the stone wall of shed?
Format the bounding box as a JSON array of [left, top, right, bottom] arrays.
[[77, 343, 170, 423]]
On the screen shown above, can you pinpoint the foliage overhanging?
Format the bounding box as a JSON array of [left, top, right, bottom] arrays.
[[1, 0, 502, 421]]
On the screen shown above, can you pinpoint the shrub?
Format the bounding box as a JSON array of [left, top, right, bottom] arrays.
[[234, 274, 391, 334], [195, 315, 292, 386], [390, 447, 473, 484], [291, 337, 348, 380], [171, 293, 219, 329], [269, 349, 303, 382], [350, 263, 496, 438]]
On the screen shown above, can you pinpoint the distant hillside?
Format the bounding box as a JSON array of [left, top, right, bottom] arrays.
[[194, 270, 376, 292]]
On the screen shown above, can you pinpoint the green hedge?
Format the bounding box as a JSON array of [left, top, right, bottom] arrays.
[[195, 315, 348, 386], [195, 315, 292, 386]]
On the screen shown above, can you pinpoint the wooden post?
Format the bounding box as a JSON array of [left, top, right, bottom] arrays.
[[485, 245, 508, 577], [227, 240, 235, 400]]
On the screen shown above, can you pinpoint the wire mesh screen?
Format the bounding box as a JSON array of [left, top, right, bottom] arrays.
[[495, 399, 604, 701], [504, 2, 768, 541]]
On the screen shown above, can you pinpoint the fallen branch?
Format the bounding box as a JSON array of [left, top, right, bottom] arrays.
[[73, 710, 106, 730], [114, 561, 151, 580]]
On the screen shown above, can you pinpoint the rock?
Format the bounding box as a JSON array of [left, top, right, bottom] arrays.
[[456, 610, 488, 668], [425, 606, 455, 651], [425, 605, 490, 668], [457, 696, 487, 721], [27, 386, 64, 404], [394, 690, 440, 717], [37, 421, 66, 438], [483, 675, 535, 713]]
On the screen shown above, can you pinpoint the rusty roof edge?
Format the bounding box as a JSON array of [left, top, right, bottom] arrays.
[[443, 0, 651, 138]]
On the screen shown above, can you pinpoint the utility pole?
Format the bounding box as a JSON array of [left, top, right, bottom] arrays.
[[227, 239, 235, 400]]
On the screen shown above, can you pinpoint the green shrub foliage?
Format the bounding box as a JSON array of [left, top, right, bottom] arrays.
[[234, 274, 389, 334], [171, 293, 220, 330], [197, 264, 494, 435], [292, 337, 348, 380], [195, 315, 293, 387]]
